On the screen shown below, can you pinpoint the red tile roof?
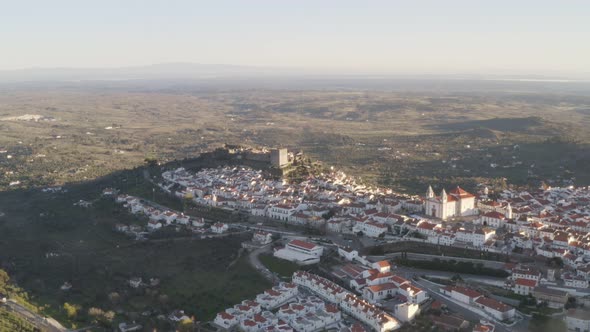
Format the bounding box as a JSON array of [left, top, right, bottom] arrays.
[[446, 286, 482, 298], [475, 296, 513, 312], [218, 311, 234, 319], [367, 283, 398, 293], [483, 211, 506, 219], [288, 239, 317, 250], [367, 272, 393, 281], [449, 186, 475, 199], [514, 278, 537, 287], [375, 260, 390, 268]]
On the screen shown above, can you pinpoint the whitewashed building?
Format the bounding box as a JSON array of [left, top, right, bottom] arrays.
[[423, 186, 477, 220]]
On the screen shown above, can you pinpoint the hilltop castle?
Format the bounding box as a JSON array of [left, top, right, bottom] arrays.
[[424, 186, 477, 220]]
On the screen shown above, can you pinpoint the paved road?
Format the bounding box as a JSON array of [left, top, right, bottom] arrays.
[[393, 267, 529, 332], [4, 300, 67, 332], [248, 244, 277, 282], [410, 278, 525, 332]]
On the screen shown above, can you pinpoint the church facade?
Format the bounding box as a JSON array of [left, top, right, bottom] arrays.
[[423, 186, 477, 220]]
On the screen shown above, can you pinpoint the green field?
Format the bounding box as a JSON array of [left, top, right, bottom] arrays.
[[259, 254, 301, 278], [0, 170, 270, 329]]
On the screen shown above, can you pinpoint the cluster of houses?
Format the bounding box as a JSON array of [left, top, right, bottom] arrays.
[[505, 265, 572, 309], [214, 243, 424, 331], [159, 166, 422, 237], [384, 184, 590, 292], [292, 271, 400, 332], [440, 285, 515, 322], [213, 281, 300, 331], [333, 251, 427, 323], [565, 308, 590, 332], [112, 192, 229, 236], [275, 297, 342, 332], [159, 164, 590, 292], [401, 218, 496, 249], [474, 186, 590, 290], [125, 164, 590, 329]]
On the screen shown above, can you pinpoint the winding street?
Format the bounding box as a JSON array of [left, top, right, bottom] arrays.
[[248, 244, 277, 282], [3, 300, 67, 332]]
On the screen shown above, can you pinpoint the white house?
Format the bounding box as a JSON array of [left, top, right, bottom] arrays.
[[128, 277, 142, 288], [480, 211, 507, 229], [340, 293, 400, 332], [147, 220, 162, 230], [255, 283, 298, 309], [565, 309, 590, 332], [162, 211, 177, 224], [214, 311, 238, 329], [211, 223, 229, 234], [363, 283, 398, 302], [192, 217, 205, 227], [372, 260, 391, 273], [416, 220, 441, 237], [393, 302, 420, 323], [512, 268, 541, 282], [269, 204, 296, 221], [366, 272, 395, 286], [513, 278, 537, 296], [474, 297, 515, 321], [251, 205, 267, 217], [563, 273, 589, 289], [338, 247, 358, 261], [253, 231, 273, 245], [353, 220, 388, 237], [442, 286, 482, 304], [473, 228, 496, 247], [168, 310, 190, 322], [327, 220, 343, 233], [176, 214, 190, 225]]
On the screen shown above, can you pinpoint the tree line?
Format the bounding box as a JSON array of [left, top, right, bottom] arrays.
[[394, 256, 509, 278]]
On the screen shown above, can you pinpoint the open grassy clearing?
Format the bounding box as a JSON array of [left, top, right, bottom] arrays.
[[259, 254, 301, 278]]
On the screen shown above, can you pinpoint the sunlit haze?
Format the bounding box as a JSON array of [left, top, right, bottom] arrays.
[[2, 0, 590, 78]]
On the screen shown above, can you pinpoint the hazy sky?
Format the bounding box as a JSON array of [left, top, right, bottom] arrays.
[[2, 0, 589, 76]]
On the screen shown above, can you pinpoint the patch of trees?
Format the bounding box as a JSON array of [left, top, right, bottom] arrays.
[[407, 231, 427, 240], [547, 257, 564, 268], [62, 303, 115, 328], [528, 313, 566, 332], [368, 246, 384, 255], [394, 257, 509, 278]]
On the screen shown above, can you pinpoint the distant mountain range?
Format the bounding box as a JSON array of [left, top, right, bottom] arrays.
[[0, 63, 303, 82], [0, 63, 588, 83]]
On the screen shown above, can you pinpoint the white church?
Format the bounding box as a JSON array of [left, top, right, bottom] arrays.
[[423, 186, 477, 220]]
